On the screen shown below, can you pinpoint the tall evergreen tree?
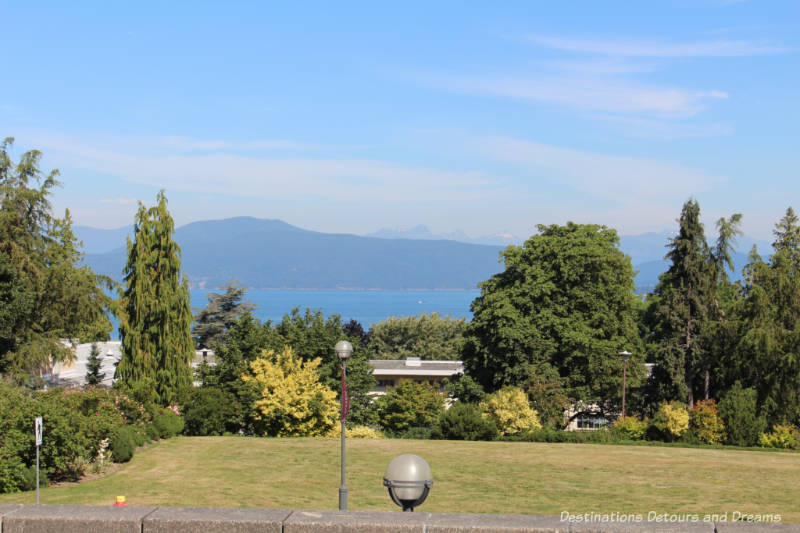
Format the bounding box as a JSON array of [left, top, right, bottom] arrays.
[[116, 190, 193, 405], [192, 281, 254, 349], [651, 200, 742, 407], [85, 342, 104, 386], [730, 207, 800, 426]]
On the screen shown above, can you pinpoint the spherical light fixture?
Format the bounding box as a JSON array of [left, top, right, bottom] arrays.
[[334, 340, 353, 361], [383, 454, 433, 512]]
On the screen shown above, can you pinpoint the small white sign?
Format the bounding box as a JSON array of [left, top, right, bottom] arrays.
[[35, 416, 43, 446]]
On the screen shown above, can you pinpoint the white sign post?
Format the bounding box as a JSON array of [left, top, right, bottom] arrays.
[[35, 416, 42, 504]]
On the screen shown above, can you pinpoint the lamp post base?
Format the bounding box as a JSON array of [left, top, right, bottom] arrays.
[[339, 486, 347, 511]]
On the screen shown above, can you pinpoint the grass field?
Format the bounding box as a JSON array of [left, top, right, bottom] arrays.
[[1, 437, 798, 521]]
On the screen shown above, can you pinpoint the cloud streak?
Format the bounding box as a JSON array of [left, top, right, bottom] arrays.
[[430, 74, 727, 116], [528, 35, 786, 57], [475, 136, 721, 203]]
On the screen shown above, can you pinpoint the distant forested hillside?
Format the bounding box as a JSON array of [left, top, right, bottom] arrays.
[[82, 217, 506, 290]]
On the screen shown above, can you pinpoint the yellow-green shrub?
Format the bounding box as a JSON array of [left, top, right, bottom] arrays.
[[482, 387, 541, 436], [326, 425, 385, 439], [612, 416, 648, 440], [759, 425, 800, 449], [242, 346, 338, 437], [690, 399, 726, 444], [652, 401, 689, 440]]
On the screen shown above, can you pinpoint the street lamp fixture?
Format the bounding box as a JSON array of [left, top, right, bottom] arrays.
[[619, 350, 632, 418], [383, 454, 433, 512], [334, 340, 353, 511]]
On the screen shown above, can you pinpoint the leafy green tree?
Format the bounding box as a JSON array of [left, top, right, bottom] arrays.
[[377, 380, 445, 435], [116, 191, 193, 406], [192, 281, 254, 349], [463, 222, 643, 410], [273, 308, 376, 426], [85, 343, 104, 386], [525, 362, 570, 429], [442, 373, 485, 404], [368, 312, 465, 360], [0, 137, 113, 375]]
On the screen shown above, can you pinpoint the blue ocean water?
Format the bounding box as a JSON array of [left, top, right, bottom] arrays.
[[109, 290, 480, 339], [191, 289, 480, 327]]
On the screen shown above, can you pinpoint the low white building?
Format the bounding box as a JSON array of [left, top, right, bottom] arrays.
[[368, 357, 463, 396], [49, 341, 122, 388], [46, 343, 215, 388]]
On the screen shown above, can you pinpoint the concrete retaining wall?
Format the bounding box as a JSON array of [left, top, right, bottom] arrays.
[[0, 505, 796, 532]]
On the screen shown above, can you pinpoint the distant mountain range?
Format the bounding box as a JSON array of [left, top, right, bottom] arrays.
[[77, 218, 506, 291], [365, 225, 523, 247], [75, 218, 774, 293]]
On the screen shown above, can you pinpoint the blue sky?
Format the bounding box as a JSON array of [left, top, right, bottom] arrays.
[[1, 1, 797, 241]]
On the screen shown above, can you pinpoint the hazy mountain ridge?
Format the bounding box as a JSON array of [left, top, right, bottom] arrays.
[[80, 217, 506, 290], [77, 218, 775, 293]]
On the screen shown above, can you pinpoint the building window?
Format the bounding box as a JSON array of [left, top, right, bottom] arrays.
[[377, 379, 395, 388], [576, 414, 608, 430]]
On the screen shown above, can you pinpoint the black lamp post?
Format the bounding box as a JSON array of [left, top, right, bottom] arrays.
[[334, 340, 353, 511], [619, 350, 631, 418]]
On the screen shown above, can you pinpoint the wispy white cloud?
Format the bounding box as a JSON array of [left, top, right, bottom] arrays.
[[528, 35, 786, 57], [100, 197, 138, 205], [26, 129, 734, 238], [583, 114, 735, 140], [157, 136, 320, 152], [544, 58, 655, 75], [474, 136, 721, 202], [429, 74, 727, 116], [26, 131, 499, 207]]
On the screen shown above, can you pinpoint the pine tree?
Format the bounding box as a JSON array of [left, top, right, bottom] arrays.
[[731, 207, 800, 426], [652, 200, 743, 407], [653, 199, 713, 407], [85, 342, 105, 386], [192, 281, 254, 349], [116, 190, 193, 405]]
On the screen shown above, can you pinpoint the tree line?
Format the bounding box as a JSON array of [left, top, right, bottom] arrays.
[[2, 139, 800, 451]]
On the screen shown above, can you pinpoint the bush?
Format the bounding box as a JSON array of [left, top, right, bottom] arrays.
[[130, 427, 147, 447], [652, 402, 689, 441], [326, 425, 385, 439], [145, 423, 161, 441], [434, 402, 497, 441], [377, 381, 445, 436], [759, 425, 800, 449], [34, 389, 93, 480], [482, 387, 541, 436], [718, 382, 766, 447], [689, 400, 726, 444], [611, 416, 648, 440], [0, 457, 29, 494], [183, 388, 242, 436], [501, 427, 617, 444], [109, 427, 136, 463], [152, 408, 185, 439], [397, 427, 433, 440], [20, 465, 49, 491]]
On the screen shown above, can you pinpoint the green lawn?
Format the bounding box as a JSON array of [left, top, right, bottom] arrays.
[[1, 437, 798, 521]]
